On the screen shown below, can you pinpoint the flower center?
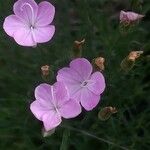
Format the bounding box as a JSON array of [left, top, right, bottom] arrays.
[[30, 25, 35, 30], [81, 80, 88, 87]]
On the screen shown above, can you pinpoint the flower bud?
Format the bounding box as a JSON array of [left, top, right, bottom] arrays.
[[128, 51, 143, 61], [42, 127, 55, 137], [121, 51, 143, 72], [41, 65, 52, 82], [74, 39, 85, 49], [92, 57, 105, 71], [72, 39, 85, 58], [41, 65, 50, 76], [120, 10, 144, 25], [98, 106, 117, 121]]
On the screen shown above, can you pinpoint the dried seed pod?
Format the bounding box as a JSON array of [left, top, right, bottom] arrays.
[[98, 106, 117, 121], [72, 39, 85, 58], [41, 65, 50, 76], [128, 51, 143, 61], [121, 51, 143, 72], [41, 65, 53, 82], [92, 57, 105, 71], [74, 39, 85, 49]]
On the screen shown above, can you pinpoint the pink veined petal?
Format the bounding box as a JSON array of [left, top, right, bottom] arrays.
[[80, 88, 101, 111], [13, 0, 38, 24], [59, 99, 81, 119], [13, 27, 36, 46], [57, 67, 83, 83], [33, 25, 55, 43], [70, 58, 93, 80], [3, 15, 26, 37], [120, 10, 127, 21], [127, 12, 139, 21], [42, 111, 62, 131], [30, 100, 53, 121], [71, 88, 82, 102], [88, 72, 106, 95], [57, 67, 82, 96], [52, 82, 69, 107], [36, 1, 55, 26], [35, 83, 53, 107]]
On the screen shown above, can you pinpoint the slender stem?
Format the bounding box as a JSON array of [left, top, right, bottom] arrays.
[[61, 125, 129, 150], [60, 129, 70, 150]]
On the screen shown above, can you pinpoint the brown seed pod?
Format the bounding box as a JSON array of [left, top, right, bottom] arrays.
[[92, 57, 105, 72], [98, 106, 117, 121], [120, 51, 143, 72], [41, 65, 50, 76]]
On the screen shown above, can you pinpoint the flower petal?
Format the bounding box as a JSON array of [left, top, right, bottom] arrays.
[[127, 12, 139, 21], [48, 82, 69, 108], [13, 27, 36, 46], [80, 88, 100, 111], [33, 25, 55, 43], [57, 67, 82, 96], [13, 0, 38, 24], [88, 72, 106, 95], [36, 1, 55, 26], [59, 99, 81, 118], [120, 10, 127, 21], [3, 15, 26, 37], [42, 111, 62, 131], [35, 83, 53, 107], [70, 58, 93, 80], [30, 100, 53, 121]]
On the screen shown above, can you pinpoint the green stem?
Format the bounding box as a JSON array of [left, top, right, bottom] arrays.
[[61, 125, 129, 150], [60, 129, 70, 150]]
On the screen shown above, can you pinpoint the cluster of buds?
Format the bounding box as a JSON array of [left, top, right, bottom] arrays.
[[92, 57, 105, 72], [121, 51, 143, 72], [98, 106, 118, 121]]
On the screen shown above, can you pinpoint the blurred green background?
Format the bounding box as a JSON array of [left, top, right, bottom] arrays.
[[0, 0, 150, 149]]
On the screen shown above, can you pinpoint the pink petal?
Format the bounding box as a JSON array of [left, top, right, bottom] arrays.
[[42, 111, 62, 131], [120, 10, 127, 21], [30, 100, 53, 121], [36, 1, 55, 26], [52, 82, 69, 107], [13, 0, 38, 24], [33, 25, 55, 43], [127, 12, 139, 21], [88, 72, 106, 95], [57, 67, 82, 96], [35, 83, 53, 107], [3, 15, 26, 37], [127, 12, 144, 21], [59, 99, 81, 118], [70, 58, 93, 80], [13, 27, 36, 46], [80, 88, 100, 111]]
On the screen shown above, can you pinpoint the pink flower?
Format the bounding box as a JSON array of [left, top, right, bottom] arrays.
[[3, 0, 55, 47], [120, 10, 144, 24], [57, 58, 106, 111], [30, 82, 81, 131]]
